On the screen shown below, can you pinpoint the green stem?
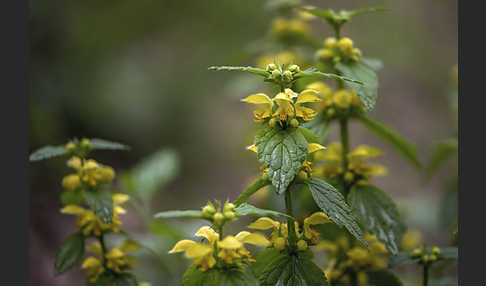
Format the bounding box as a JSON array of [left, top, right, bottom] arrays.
[[285, 188, 297, 249], [340, 118, 350, 195], [423, 264, 429, 286], [234, 179, 271, 206], [99, 233, 108, 267]]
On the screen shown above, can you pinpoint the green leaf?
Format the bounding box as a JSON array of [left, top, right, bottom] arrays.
[[336, 62, 378, 111], [301, 115, 330, 143], [357, 114, 421, 168], [131, 149, 180, 199], [83, 190, 114, 224], [439, 247, 458, 260], [388, 251, 417, 268], [254, 127, 309, 194], [182, 265, 258, 286], [234, 203, 289, 218], [54, 232, 85, 276], [154, 210, 203, 219], [367, 270, 404, 286], [306, 178, 367, 248], [362, 57, 384, 71], [89, 138, 130, 151], [87, 273, 138, 286], [343, 7, 390, 19], [298, 127, 320, 144], [294, 68, 364, 85], [426, 138, 458, 177], [208, 66, 269, 77], [29, 145, 66, 161], [251, 248, 328, 286], [60, 191, 85, 206], [348, 185, 405, 255]]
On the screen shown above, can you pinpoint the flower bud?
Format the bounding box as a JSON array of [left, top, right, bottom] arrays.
[[326, 108, 335, 117], [297, 239, 308, 251], [223, 202, 235, 212], [66, 142, 76, 152], [297, 170, 308, 181], [224, 211, 235, 220], [290, 118, 299, 128], [81, 138, 91, 148], [332, 56, 341, 64], [67, 156, 82, 170], [213, 212, 224, 225], [324, 37, 337, 48], [431, 246, 441, 255], [421, 254, 429, 263], [338, 37, 354, 54], [429, 254, 437, 262], [83, 160, 100, 170], [62, 174, 81, 191], [316, 49, 333, 61], [288, 64, 300, 73], [266, 63, 278, 71], [283, 70, 293, 81], [274, 237, 286, 251], [202, 204, 216, 215], [99, 166, 115, 182], [344, 171, 354, 182], [271, 69, 281, 78], [411, 248, 422, 258]]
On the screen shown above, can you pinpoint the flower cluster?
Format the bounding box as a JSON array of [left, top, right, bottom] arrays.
[[316, 37, 361, 65], [320, 234, 388, 286], [410, 245, 441, 265], [256, 51, 301, 70], [61, 194, 129, 237], [313, 143, 387, 186], [248, 212, 331, 251], [200, 200, 237, 227], [271, 17, 311, 45], [306, 81, 365, 119], [242, 83, 321, 127], [62, 156, 115, 190], [82, 239, 141, 282], [169, 226, 269, 271]]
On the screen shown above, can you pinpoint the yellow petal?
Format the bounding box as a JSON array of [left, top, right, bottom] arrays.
[[305, 212, 331, 225], [105, 248, 124, 259], [195, 226, 219, 245], [185, 243, 213, 259], [348, 145, 383, 159], [120, 239, 141, 254], [61, 205, 86, 215], [218, 236, 243, 250], [82, 257, 102, 269], [235, 231, 251, 241], [248, 217, 279, 230], [88, 242, 103, 256], [295, 105, 317, 121], [368, 165, 388, 176], [113, 193, 130, 204], [295, 89, 321, 104], [241, 93, 273, 105], [169, 240, 197, 253], [308, 143, 326, 153], [306, 82, 333, 98], [246, 145, 258, 153], [238, 232, 270, 247], [273, 92, 292, 102], [253, 109, 272, 120], [284, 88, 299, 99]]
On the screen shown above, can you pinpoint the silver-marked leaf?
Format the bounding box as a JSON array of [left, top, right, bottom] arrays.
[[362, 57, 384, 71], [306, 178, 367, 248], [54, 232, 85, 276], [89, 138, 130, 151], [83, 190, 114, 224], [254, 127, 309, 194], [234, 203, 290, 218], [208, 66, 269, 77], [357, 114, 421, 168], [336, 62, 378, 110], [348, 185, 405, 255], [154, 210, 203, 219], [294, 68, 363, 85], [29, 145, 66, 161]]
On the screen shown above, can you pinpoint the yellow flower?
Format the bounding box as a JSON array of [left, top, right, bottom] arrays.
[[273, 91, 295, 121], [338, 37, 354, 54], [82, 256, 104, 282], [303, 212, 331, 243], [401, 229, 422, 251], [217, 232, 269, 263], [241, 93, 275, 122], [333, 90, 354, 109], [271, 18, 310, 39], [60, 193, 129, 236], [67, 156, 82, 170], [306, 81, 333, 110], [309, 143, 326, 153], [139, 283, 151, 286], [62, 174, 81, 191], [295, 89, 321, 121], [324, 37, 337, 49]]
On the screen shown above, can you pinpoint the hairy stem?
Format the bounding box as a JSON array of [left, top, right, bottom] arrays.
[[340, 118, 351, 195], [99, 233, 108, 267], [234, 179, 271, 206], [285, 188, 297, 249]]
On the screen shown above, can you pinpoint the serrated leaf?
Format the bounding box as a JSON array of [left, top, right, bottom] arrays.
[[89, 138, 130, 151], [388, 251, 417, 268], [357, 114, 421, 168], [367, 270, 404, 286], [29, 145, 66, 161], [294, 68, 364, 85], [302, 115, 330, 143], [362, 57, 384, 71], [254, 127, 309, 194], [251, 248, 328, 286], [83, 190, 113, 224], [131, 149, 180, 199], [60, 191, 85, 206], [426, 138, 458, 177], [208, 66, 269, 77], [306, 178, 367, 248], [154, 210, 203, 219], [54, 232, 85, 276], [336, 62, 378, 110], [343, 7, 390, 18], [182, 264, 258, 286], [348, 185, 405, 255], [87, 273, 138, 286], [298, 127, 320, 144], [234, 203, 289, 218]]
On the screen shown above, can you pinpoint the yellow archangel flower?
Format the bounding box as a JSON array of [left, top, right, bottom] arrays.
[[169, 226, 269, 271], [256, 51, 298, 69], [65, 156, 116, 188], [306, 81, 333, 111], [60, 193, 129, 236], [82, 239, 140, 282], [241, 89, 321, 123], [401, 229, 422, 251], [345, 234, 388, 270], [303, 212, 331, 244]]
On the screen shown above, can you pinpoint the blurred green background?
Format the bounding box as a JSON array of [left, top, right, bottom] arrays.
[[29, 0, 457, 285]]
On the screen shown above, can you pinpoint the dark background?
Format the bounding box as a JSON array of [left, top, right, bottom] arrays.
[[29, 0, 457, 285]]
